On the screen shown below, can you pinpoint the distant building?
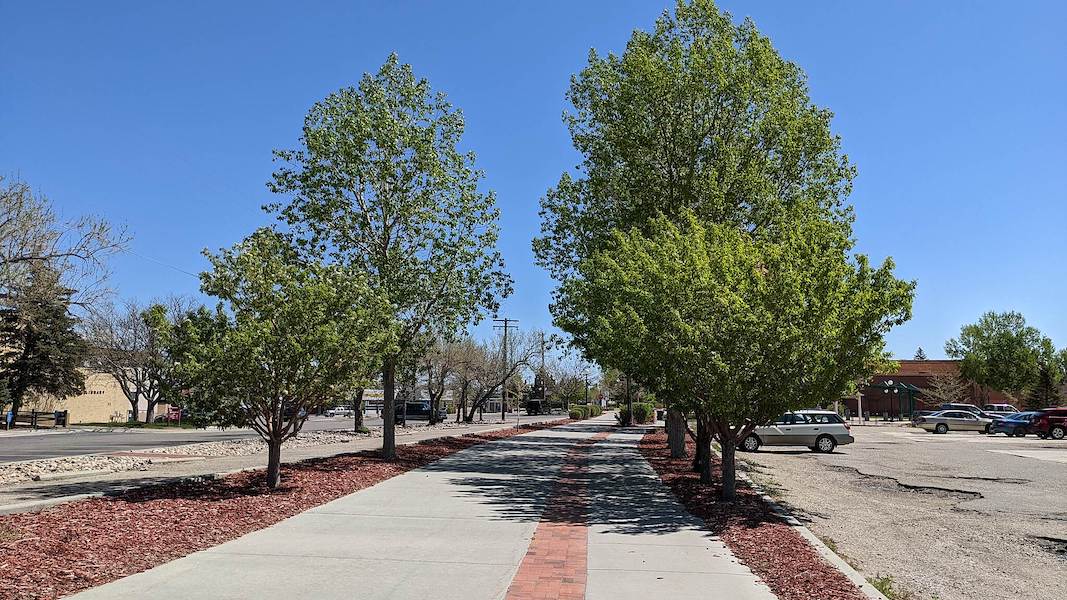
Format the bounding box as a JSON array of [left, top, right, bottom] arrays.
[[842, 359, 1015, 419], [23, 371, 170, 424]]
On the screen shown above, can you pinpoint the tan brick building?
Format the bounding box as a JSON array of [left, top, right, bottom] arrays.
[[22, 371, 170, 424]]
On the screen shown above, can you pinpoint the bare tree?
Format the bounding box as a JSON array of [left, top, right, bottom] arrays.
[[1, 176, 129, 307], [921, 372, 968, 406], [457, 331, 544, 422], [83, 301, 168, 422]]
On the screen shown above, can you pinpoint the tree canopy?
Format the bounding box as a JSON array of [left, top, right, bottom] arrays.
[[534, 0, 854, 284], [198, 228, 396, 487], [268, 54, 511, 458], [945, 310, 1057, 401]]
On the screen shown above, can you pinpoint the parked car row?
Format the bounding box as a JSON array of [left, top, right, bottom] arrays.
[[990, 408, 1067, 439], [913, 403, 1067, 440]]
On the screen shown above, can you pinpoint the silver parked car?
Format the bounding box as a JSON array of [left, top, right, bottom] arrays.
[[740, 410, 855, 453], [915, 410, 995, 434]]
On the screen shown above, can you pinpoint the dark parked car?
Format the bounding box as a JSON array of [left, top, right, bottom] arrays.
[[991, 411, 1040, 437], [395, 402, 447, 424], [1031, 408, 1067, 440]]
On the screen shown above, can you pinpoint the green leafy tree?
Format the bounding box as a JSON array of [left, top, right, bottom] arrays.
[[558, 212, 913, 499], [533, 0, 854, 284], [945, 311, 1055, 402], [153, 302, 232, 425], [268, 55, 511, 459], [199, 229, 395, 487], [0, 265, 87, 415], [914, 347, 928, 360]]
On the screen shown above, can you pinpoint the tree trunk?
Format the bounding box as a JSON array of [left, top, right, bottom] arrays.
[[720, 435, 737, 500], [693, 417, 710, 481], [266, 437, 283, 489], [382, 358, 397, 460], [353, 388, 365, 431], [667, 407, 687, 458], [144, 401, 156, 424]]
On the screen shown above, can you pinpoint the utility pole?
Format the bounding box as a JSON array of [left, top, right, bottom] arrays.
[[493, 318, 516, 422], [539, 331, 547, 412]]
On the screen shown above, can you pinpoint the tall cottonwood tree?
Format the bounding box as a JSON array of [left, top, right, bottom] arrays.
[[199, 229, 394, 487], [537, 1, 913, 499], [268, 55, 511, 459]]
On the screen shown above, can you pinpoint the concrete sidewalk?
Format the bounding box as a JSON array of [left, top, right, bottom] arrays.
[[70, 417, 776, 600]]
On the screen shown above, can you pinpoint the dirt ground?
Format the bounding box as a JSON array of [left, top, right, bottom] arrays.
[[739, 425, 1067, 600]]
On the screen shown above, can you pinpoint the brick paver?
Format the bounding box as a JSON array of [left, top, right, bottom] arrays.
[[505, 431, 611, 600]]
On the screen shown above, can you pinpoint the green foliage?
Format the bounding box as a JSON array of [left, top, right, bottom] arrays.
[[268, 53, 511, 354], [559, 211, 913, 429], [587, 404, 603, 417], [568, 406, 586, 420], [197, 229, 395, 486], [534, 0, 855, 284], [945, 311, 1057, 398], [913, 347, 927, 360], [0, 265, 87, 413], [617, 402, 656, 425]]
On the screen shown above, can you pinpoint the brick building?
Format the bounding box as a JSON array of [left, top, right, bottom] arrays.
[[842, 359, 1015, 419]]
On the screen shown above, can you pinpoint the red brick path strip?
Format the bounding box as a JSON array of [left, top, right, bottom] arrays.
[[505, 430, 611, 600]]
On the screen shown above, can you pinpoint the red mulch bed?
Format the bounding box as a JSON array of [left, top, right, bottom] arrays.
[[0, 421, 569, 600], [639, 431, 867, 600]]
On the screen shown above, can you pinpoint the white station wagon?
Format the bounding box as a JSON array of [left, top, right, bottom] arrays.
[[740, 409, 855, 453]]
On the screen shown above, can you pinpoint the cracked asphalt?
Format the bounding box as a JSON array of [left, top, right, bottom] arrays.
[[740, 425, 1067, 600]]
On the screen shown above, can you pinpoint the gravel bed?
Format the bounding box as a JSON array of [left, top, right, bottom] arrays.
[[0, 430, 385, 486], [0, 420, 569, 600], [0, 456, 153, 486], [639, 431, 867, 600]]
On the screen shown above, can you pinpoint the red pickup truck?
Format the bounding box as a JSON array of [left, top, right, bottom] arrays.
[[1032, 408, 1067, 440]]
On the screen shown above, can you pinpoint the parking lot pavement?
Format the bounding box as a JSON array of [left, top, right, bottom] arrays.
[[740, 426, 1067, 600]]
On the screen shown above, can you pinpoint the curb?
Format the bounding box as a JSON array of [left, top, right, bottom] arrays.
[[31, 468, 115, 482], [732, 466, 889, 600]]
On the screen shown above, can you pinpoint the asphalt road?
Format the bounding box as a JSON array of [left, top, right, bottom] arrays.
[[741, 425, 1067, 600], [0, 414, 555, 463]]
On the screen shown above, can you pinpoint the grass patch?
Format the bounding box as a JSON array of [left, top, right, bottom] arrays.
[[868, 574, 918, 600]]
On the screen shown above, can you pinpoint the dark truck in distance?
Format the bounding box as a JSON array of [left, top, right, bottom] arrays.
[[394, 402, 447, 424]]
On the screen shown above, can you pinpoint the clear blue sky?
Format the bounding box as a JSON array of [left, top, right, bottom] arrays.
[[2, 1, 1065, 359]]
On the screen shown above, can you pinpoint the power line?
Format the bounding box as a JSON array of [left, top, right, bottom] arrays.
[[123, 249, 200, 279]]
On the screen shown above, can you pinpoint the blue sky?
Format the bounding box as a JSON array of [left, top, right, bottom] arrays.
[[2, 1, 1065, 359]]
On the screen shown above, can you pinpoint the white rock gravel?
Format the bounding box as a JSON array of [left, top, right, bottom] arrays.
[[0, 428, 383, 486], [0, 455, 153, 486]]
